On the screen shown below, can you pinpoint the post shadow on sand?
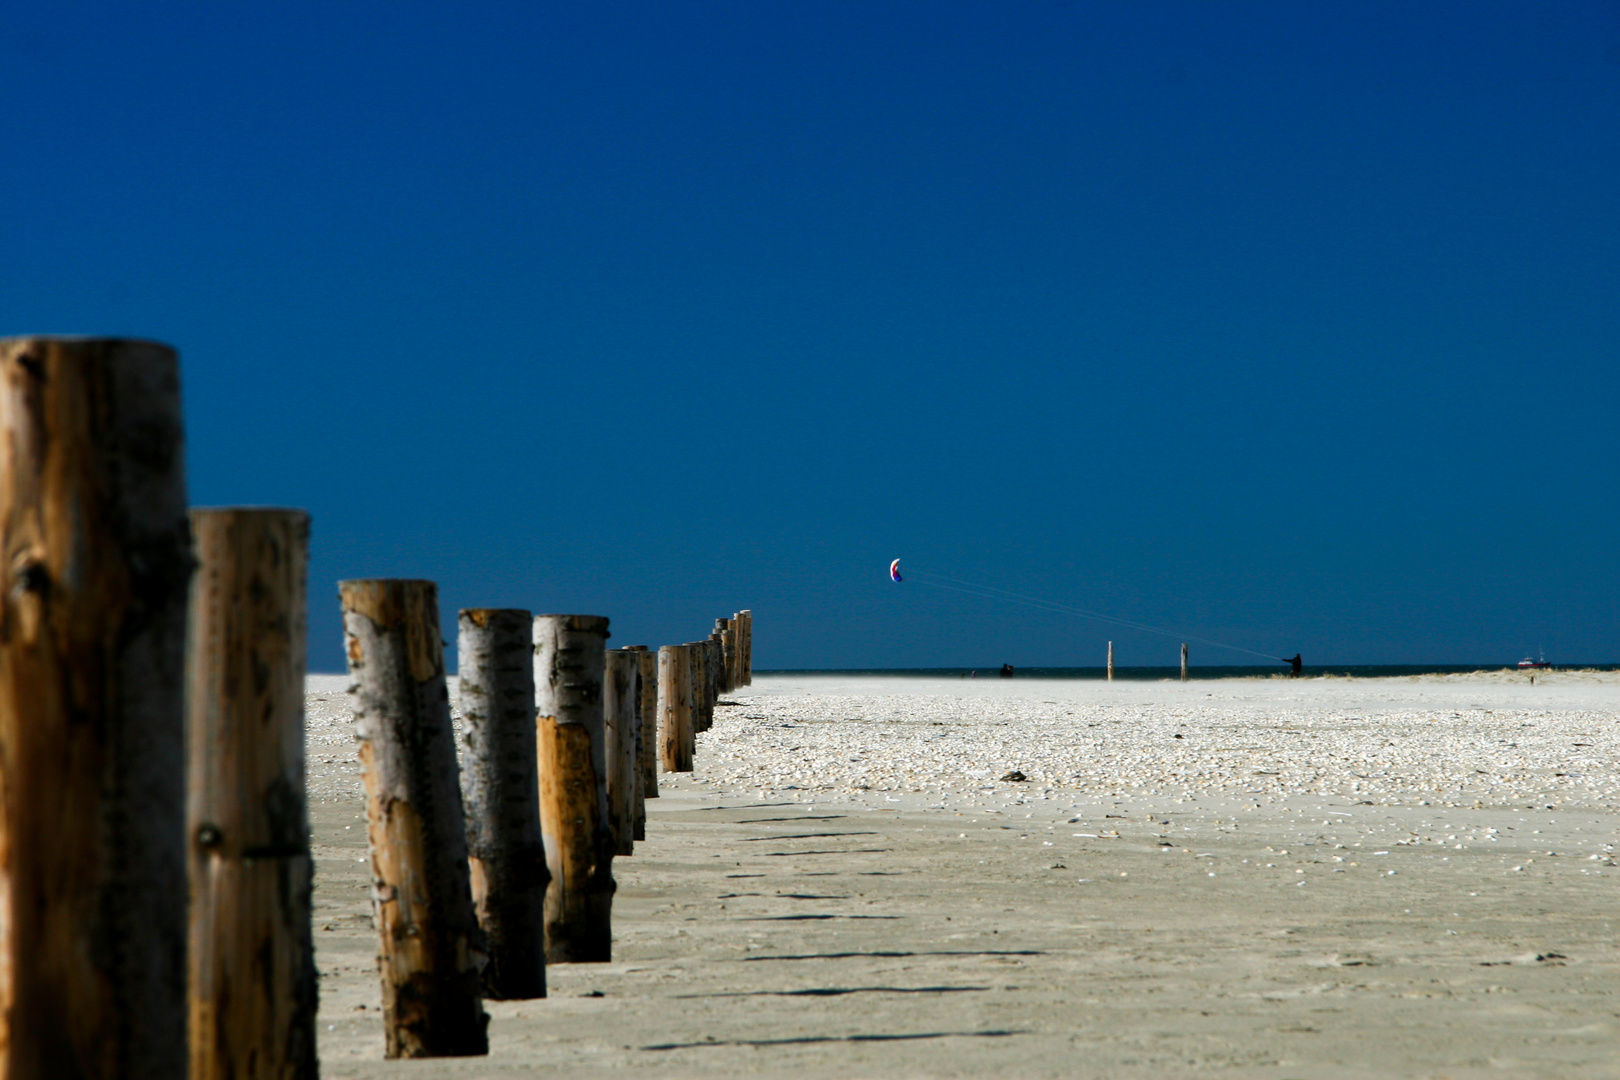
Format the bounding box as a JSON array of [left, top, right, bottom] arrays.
[[674, 985, 994, 999], [741, 949, 1042, 962], [642, 1029, 1026, 1051]]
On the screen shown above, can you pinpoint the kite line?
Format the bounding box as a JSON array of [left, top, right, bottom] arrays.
[[891, 561, 1282, 662]]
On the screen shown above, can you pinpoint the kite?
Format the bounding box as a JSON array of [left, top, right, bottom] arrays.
[[890, 559, 903, 583]]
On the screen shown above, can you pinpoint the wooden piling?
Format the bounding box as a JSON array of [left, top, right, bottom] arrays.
[[1181, 643, 1189, 682], [457, 608, 546, 1000], [1107, 641, 1114, 681], [342, 579, 488, 1058], [658, 645, 694, 772], [689, 641, 711, 734], [634, 649, 659, 809], [0, 337, 192, 1080], [532, 615, 615, 963], [739, 609, 753, 685], [604, 649, 639, 857], [715, 618, 735, 693], [187, 509, 316, 1079]]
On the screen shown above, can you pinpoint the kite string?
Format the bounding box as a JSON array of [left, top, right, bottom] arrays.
[[903, 567, 1281, 661]]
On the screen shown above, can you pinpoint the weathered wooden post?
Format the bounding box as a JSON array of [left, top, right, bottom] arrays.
[[188, 509, 316, 1079], [342, 579, 487, 1058], [689, 641, 711, 734], [634, 648, 658, 811], [1181, 643, 1189, 682], [739, 609, 753, 685], [658, 645, 694, 772], [1107, 641, 1114, 681], [0, 338, 192, 1080], [715, 618, 735, 693], [457, 608, 546, 1000], [710, 637, 724, 711], [603, 649, 639, 857], [699, 637, 719, 722], [532, 615, 614, 963]]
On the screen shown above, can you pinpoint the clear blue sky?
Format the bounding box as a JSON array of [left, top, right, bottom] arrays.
[[5, 2, 1617, 670]]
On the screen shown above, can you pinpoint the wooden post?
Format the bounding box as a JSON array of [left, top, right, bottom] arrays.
[[623, 646, 654, 834], [739, 609, 753, 685], [1181, 643, 1189, 682], [658, 645, 694, 772], [710, 637, 724, 712], [0, 337, 192, 1080], [689, 641, 711, 734], [456, 608, 546, 1000], [1107, 641, 1114, 681], [699, 637, 719, 722], [603, 649, 638, 857], [715, 618, 735, 693], [634, 649, 658, 808], [532, 615, 614, 963], [342, 580, 487, 1058], [188, 509, 316, 1079]]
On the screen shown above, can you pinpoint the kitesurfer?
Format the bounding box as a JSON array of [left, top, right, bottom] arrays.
[[1282, 653, 1302, 676]]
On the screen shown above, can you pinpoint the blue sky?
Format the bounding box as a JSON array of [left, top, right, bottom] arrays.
[[4, 2, 1617, 670]]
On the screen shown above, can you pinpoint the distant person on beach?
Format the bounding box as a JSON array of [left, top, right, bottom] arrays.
[[1282, 654, 1302, 676], [999, 664, 1015, 679]]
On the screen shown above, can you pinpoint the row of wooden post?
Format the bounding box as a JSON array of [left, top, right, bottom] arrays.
[[0, 336, 756, 1076], [339, 592, 749, 1056]]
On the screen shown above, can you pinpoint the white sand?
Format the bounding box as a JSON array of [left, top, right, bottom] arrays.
[[700, 670, 1620, 810]]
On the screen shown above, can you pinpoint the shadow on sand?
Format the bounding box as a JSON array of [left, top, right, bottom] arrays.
[[642, 1029, 1026, 1051]]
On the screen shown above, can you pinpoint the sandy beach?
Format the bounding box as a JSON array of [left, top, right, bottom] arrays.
[[310, 671, 1620, 1078]]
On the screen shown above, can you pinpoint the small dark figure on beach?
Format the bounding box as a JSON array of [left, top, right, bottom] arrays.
[[1283, 654, 1302, 676], [999, 664, 1015, 679]]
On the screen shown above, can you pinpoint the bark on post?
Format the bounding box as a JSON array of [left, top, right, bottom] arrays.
[[658, 646, 694, 772], [0, 338, 192, 1080], [1107, 641, 1115, 682], [532, 615, 614, 963], [187, 509, 316, 1079], [1181, 643, 1189, 683], [603, 649, 639, 857], [456, 608, 546, 1000], [634, 649, 658, 808], [342, 580, 487, 1058]]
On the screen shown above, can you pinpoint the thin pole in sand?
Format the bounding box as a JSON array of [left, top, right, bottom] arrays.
[[740, 610, 753, 685], [0, 338, 192, 1078], [659, 645, 695, 772], [532, 614, 615, 963], [188, 509, 317, 1078], [457, 608, 546, 1001], [342, 579, 488, 1058], [1107, 640, 1115, 681], [604, 649, 639, 857], [624, 645, 657, 827], [1181, 643, 1189, 682]]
